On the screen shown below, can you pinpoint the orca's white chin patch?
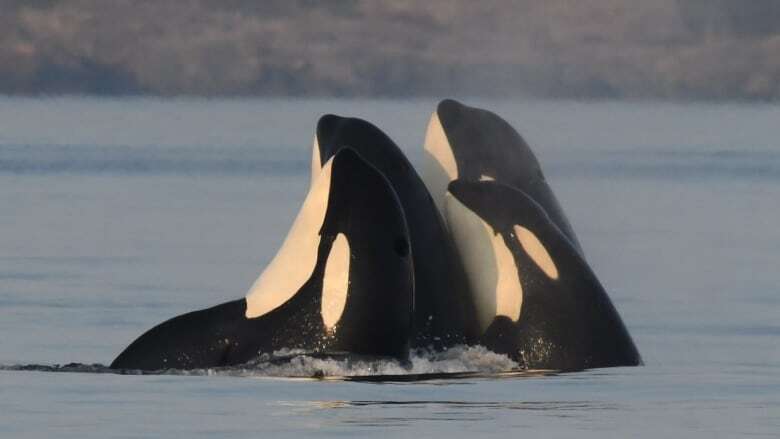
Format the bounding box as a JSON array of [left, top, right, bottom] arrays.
[[445, 192, 522, 333], [321, 233, 351, 330], [245, 157, 335, 319], [310, 136, 322, 186], [422, 111, 458, 216]]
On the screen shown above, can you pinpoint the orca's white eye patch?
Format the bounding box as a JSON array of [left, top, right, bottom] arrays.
[[479, 174, 495, 181], [513, 225, 559, 280], [321, 233, 351, 330]]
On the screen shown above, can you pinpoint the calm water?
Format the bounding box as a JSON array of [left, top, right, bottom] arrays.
[[0, 98, 778, 437]]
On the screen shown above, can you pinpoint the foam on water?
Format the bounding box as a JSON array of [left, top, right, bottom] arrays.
[[0, 345, 527, 380], [232, 345, 522, 378]]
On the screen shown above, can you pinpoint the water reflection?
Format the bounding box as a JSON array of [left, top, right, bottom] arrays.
[[342, 369, 557, 383], [0, 362, 560, 382], [291, 399, 621, 427]]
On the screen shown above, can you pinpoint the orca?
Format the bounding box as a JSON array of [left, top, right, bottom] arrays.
[[312, 114, 478, 347], [111, 149, 413, 370], [423, 98, 582, 252], [444, 180, 641, 370]]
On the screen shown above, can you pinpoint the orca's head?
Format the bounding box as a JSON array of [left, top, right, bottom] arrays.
[[422, 99, 544, 213], [245, 148, 413, 358], [443, 180, 562, 334], [444, 180, 640, 370]]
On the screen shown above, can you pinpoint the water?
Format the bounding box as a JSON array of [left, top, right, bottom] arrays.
[[1, 98, 778, 437]]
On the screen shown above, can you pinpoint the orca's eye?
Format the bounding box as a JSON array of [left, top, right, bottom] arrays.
[[394, 237, 409, 257]]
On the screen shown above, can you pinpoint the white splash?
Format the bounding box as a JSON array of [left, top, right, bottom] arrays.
[[182, 345, 521, 379], [2, 346, 533, 379]]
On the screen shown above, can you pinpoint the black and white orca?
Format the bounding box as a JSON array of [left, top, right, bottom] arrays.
[[111, 149, 413, 370], [423, 98, 582, 252], [445, 180, 641, 370], [312, 114, 478, 347]]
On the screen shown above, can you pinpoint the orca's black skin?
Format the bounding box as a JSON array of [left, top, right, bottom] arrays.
[[111, 149, 413, 371], [315, 115, 477, 347], [435, 99, 582, 253], [448, 180, 641, 371]]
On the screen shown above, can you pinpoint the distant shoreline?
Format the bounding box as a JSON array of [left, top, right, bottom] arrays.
[[3, 1, 779, 102], [0, 93, 778, 105]]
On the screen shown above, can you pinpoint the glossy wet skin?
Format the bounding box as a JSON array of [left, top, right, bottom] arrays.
[[447, 180, 641, 371], [315, 114, 478, 347], [429, 99, 582, 253], [112, 102, 641, 372], [111, 149, 413, 370]]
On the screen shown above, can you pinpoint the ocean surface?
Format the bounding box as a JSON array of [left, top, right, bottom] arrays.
[[0, 98, 777, 438]]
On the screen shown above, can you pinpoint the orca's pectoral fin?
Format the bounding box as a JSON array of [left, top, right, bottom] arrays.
[[110, 299, 245, 371]]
